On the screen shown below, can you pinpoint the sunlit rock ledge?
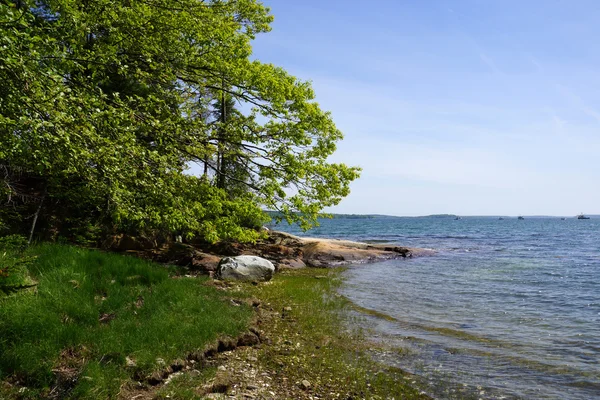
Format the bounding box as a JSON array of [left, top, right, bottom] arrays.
[[109, 230, 434, 274]]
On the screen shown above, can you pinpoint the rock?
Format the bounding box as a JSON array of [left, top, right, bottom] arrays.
[[162, 242, 196, 266], [205, 393, 228, 399], [191, 251, 221, 272], [299, 379, 311, 390], [301, 240, 413, 267], [215, 255, 275, 282], [237, 332, 260, 347], [125, 356, 137, 368], [278, 257, 306, 269]]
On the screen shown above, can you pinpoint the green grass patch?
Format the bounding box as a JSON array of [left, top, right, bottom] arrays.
[[249, 268, 428, 399], [0, 243, 251, 399], [0, 235, 37, 297]]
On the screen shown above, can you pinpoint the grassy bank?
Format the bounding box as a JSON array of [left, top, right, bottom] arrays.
[[1, 243, 426, 399], [0, 243, 252, 399]]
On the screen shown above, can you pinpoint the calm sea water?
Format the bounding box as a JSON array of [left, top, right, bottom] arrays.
[[272, 216, 600, 399]]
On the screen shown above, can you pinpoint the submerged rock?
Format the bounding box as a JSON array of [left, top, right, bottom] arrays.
[[215, 255, 275, 281]]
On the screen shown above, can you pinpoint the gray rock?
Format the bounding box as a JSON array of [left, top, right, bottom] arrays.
[[215, 255, 275, 281], [300, 379, 311, 390]]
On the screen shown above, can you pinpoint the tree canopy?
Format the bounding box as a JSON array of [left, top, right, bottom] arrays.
[[0, 0, 360, 243]]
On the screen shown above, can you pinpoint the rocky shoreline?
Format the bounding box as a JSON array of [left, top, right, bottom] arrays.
[[118, 270, 430, 400], [100, 232, 435, 399], [106, 230, 433, 275]]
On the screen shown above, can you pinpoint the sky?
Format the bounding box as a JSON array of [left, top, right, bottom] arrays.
[[249, 0, 600, 217]]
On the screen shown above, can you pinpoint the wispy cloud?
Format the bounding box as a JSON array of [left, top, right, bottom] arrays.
[[479, 52, 503, 74], [554, 84, 600, 124]]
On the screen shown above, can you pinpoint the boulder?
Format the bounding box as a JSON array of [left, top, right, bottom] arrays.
[[215, 255, 275, 281], [278, 257, 307, 269], [190, 251, 221, 272]]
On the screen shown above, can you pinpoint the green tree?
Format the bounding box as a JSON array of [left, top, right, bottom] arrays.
[[0, 0, 360, 242]]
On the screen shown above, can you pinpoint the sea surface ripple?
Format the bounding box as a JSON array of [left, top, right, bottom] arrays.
[[273, 216, 600, 399]]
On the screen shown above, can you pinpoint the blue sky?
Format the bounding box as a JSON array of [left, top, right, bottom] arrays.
[[250, 0, 600, 216]]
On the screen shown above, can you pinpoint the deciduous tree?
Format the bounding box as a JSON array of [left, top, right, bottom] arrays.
[[0, 0, 360, 242]]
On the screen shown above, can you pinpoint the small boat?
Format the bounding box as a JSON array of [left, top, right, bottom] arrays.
[[518, 216, 525, 220], [561, 217, 566, 220], [454, 216, 462, 220], [577, 214, 590, 220], [498, 217, 504, 220]]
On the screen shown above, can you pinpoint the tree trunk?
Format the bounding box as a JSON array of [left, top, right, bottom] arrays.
[[217, 76, 227, 189], [28, 186, 47, 246]]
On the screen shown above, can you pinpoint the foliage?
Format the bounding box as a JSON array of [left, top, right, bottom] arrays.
[[0, 0, 360, 243], [0, 243, 251, 398]]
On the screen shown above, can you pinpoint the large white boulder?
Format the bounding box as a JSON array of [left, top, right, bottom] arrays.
[[215, 255, 275, 281]]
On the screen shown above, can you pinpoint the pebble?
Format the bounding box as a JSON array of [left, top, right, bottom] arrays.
[[300, 379, 311, 390], [217, 365, 227, 371]]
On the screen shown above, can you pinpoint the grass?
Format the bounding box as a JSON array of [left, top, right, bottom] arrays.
[[0, 243, 252, 399], [1, 242, 429, 399], [0, 235, 37, 296]]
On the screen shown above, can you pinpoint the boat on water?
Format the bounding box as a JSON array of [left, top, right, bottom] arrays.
[[498, 217, 504, 220], [561, 217, 566, 220], [577, 214, 590, 220], [454, 216, 462, 220], [518, 216, 525, 220]]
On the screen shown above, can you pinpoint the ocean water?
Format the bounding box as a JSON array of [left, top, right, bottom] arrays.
[[271, 216, 600, 399]]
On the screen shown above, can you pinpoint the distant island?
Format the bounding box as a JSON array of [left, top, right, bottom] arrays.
[[419, 214, 459, 219], [266, 211, 377, 220]]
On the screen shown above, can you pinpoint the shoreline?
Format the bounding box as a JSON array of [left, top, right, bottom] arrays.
[[270, 230, 435, 268], [134, 267, 432, 399], [135, 229, 435, 275], [151, 232, 435, 399], [1, 236, 433, 399]]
